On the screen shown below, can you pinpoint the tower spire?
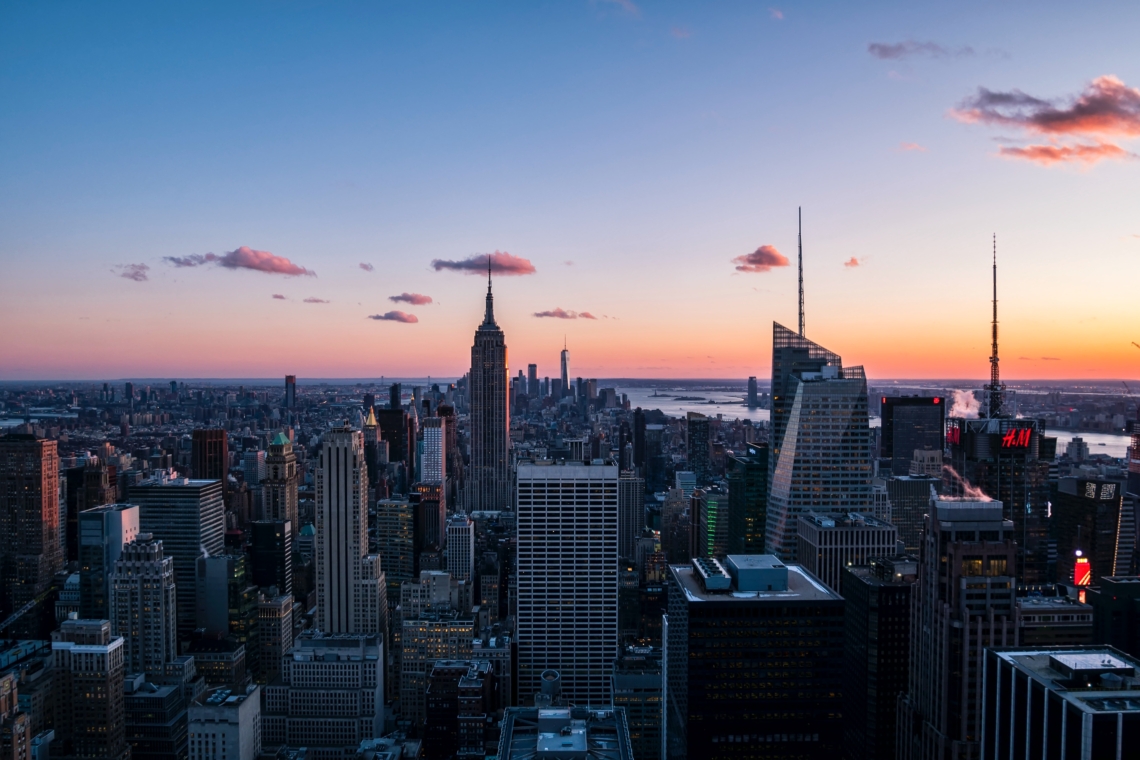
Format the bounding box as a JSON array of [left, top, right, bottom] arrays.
[[483, 253, 495, 326], [987, 234, 1003, 418], [798, 206, 805, 336]]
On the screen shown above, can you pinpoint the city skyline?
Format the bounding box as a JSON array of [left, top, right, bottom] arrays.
[[2, 2, 1139, 381]]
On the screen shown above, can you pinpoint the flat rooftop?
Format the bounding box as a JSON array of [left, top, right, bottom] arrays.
[[993, 648, 1140, 713], [670, 563, 840, 603]]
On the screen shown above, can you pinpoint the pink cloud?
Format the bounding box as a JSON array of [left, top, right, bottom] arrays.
[[431, 250, 537, 276], [389, 292, 433, 306], [368, 311, 418, 323], [303, 297, 329, 304], [533, 308, 596, 320], [732, 245, 790, 273], [998, 141, 1134, 165], [769, 7, 784, 19], [598, 0, 639, 15], [115, 263, 149, 282], [272, 294, 286, 300], [163, 247, 315, 276], [359, 262, 374, 272], [844, 257, 860, 268], [671, 26, 691, 39], [899, 142, 928, 152]]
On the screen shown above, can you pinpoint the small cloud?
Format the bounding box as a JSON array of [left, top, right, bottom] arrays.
[[533, 308, 595, 320], [671, 26, 691, 39], [597, 0, 639, 15], [431, 250, 537, 276], [359, 263, 374, 272], [564, 260, 574, 266], [115, 263, 149, 282], [768, 7, 783, 19], [1019, 356, 1031, 360], [389, 292, 433, 306], [1041, 356, 1061, 361], [732, 244, 790, 273], [368, 311, 418, 323], [272, 294, 286, 300], [998, 141, 1135, 166], [303, 297, 329, 304], [843, 257, 860, 268], [163, 247, 315, 276], [899, 141, 928, 152], [868, 40, 974, 60]]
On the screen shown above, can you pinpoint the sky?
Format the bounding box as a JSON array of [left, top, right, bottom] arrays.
[[2, 1, 1139, 382]]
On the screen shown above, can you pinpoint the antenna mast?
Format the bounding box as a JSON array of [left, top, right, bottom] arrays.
[[988, 234, 1003, 418], [798, 206, 805, 336]]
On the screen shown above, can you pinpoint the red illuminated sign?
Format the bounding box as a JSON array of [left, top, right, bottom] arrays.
[[947, 426, 961, 445], [1001, 428, 1031, 448], [1074, 557, 1091, 586], [933, 397, 941, 404]]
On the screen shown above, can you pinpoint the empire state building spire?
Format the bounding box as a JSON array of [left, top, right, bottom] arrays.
[[483, 254, 497, 327], [467, 255, 509, 511]]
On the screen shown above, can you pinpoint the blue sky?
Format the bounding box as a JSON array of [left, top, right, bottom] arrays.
[[2, 1, 1138, 380]]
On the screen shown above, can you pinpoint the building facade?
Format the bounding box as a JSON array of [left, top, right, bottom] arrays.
[[262, 433, 298, 526], [467, 272, 510, 512], [0, 435, 63, 618], [796, 511, 899, 594], [110, 536, 178, 676], [78, 504, 140, 620]]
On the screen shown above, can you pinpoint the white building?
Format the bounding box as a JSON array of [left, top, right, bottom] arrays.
[[446, 515, 475, 584], [189, 686, 261, 760], [241, 450, 266, 486], [516, 461, 618, 706], [421, 416, 446, 484], [110, 535, 178, 675], [314, 425, 387, 635]]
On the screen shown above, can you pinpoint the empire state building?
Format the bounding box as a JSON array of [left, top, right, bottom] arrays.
[[466, 264, 510, 511]]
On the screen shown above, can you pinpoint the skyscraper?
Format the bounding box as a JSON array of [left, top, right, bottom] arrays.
[[446, 514, 475, 584], [685, 413, 710, 485], [766, 325, 873, 561], [314, 425, 387, 635], [516, 461, 618, 705], [250, 520, 293, 596], [130, 471, 225, 643], [726, 443, 768, 555], [527, 363, 539, 398], [51, 619, 128, 759], [261, 433, 298, 526], [880, 396, 945, 475], [795, 511, 898, 594], [78, 504, 140, 620], [421, 416, 447, 485], [560, 338, 570, 398], [618, 470, 645, 560], [284, 375, 296, 408], [191, 429, 229, 483], [0, 434, 63, 618], [110, 535, 178, 676], [466, 266, 510, 512], [747, 376, 758, 408]]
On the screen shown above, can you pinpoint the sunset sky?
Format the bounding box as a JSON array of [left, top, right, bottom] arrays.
[[2, 1, 1138, 381]]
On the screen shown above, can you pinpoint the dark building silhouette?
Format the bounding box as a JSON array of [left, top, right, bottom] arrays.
[[1087, 576, 1140, 658], [0, 435, 63, 618], [685, 413, 710, 485], [1053, 477, 1128, 584], [842, 556, 916, 760], [884, 476, 941, 554], [467, 269, 510, 511], [423, 659, 495, 760], [632, 408, 646, 470], [250, 520, 293, 596], [726, 443, 768, 555], [880, 396, 945, 476], [612, 646, 662, 760], [190, 429, 228, 483], [284, 375, 296, 408], [51, 619, 128, 759]]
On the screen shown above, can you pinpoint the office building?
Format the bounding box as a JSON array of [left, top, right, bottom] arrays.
[[110, 536, 178, 676], [898, 496, 1017, 760], [1053, 477, 1130, 584], [611, 646, 661, 760], [241, 450, 266, 488], [747, 376, 759, 408], [78, 504, 139, 620], [0, 673, 31, 760], [884, 476, 941, 554], [184, 638, 246, 691], [51, 619, 127, 760], [1016, 594, 1094, 646], [423, 659, 496, 759], [981, 646, 1140, 760], [910, 449, 943, 477], [123, 662, 197, 760], [618, 471, 645, 560], [447, 515, 475, 584], [674, 471, 695, 502], [880, 396, 945, 476], [1086, 577, 1140, 658], [130, 472, 225, 643], [516, 462, 619, 706], [560, 341, 570, 398], [262, 433, 298, 526], [796, 511, 898, 594], [400, 611, 475, 725], [766, 326, 874, 561], [527, 364, 539, 398], [284, 375, 296, 409], [842, 556, 917, 760], [471, 629, 512, 708], [467, 271, 510, 512], [691, 487, 728, 559], [0, 435, 63, 619], [249, 520, 292, 596], [188, 686, 261, 760], [196, 554, 259, 678], [190, 430, 228, 484], [726, 444, 768, 555], [262, 632, 384, 756], [685, 413, 711, 484], [421, 416, 447, 486], [663, 555, 844, 759], [376, 498, 416, 606], [945, 417, 1051, 583], [314, 425, 387, 636], [256, 594, 293, 685], [497, 706, 633, 760]]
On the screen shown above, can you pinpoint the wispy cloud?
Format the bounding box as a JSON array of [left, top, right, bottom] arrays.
[[115, 263, 149, 282], [303, 297, 329, 304], [1042, 356, 1061, 361], [844, 257, 860, 268], [732, 245, 789, 273], [163, 247, 315, 276], [368, 311, 418, 323], [431, 251, 537, 276], [951, 75, 1140, 165], [868, 40, 974, 60], [564, 260, 575, 266], [389, 292, 433, 306], [533, 308, 597, 320], [899, 141, 928, 152], [597, 0, 639, 16], [359, 262, 374, 272], [272, 294, 286, 300], [671, 26, 691, 39], [768, 7, 783, 20]]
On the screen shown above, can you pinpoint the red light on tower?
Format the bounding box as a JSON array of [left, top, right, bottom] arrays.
[[933, 397, 940, 404], [1074, 552, 1092, 586]]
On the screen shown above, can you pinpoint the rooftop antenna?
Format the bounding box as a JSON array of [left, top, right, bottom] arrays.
[[987, 234, 1004, 418], [798, 206, 805, 336]]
